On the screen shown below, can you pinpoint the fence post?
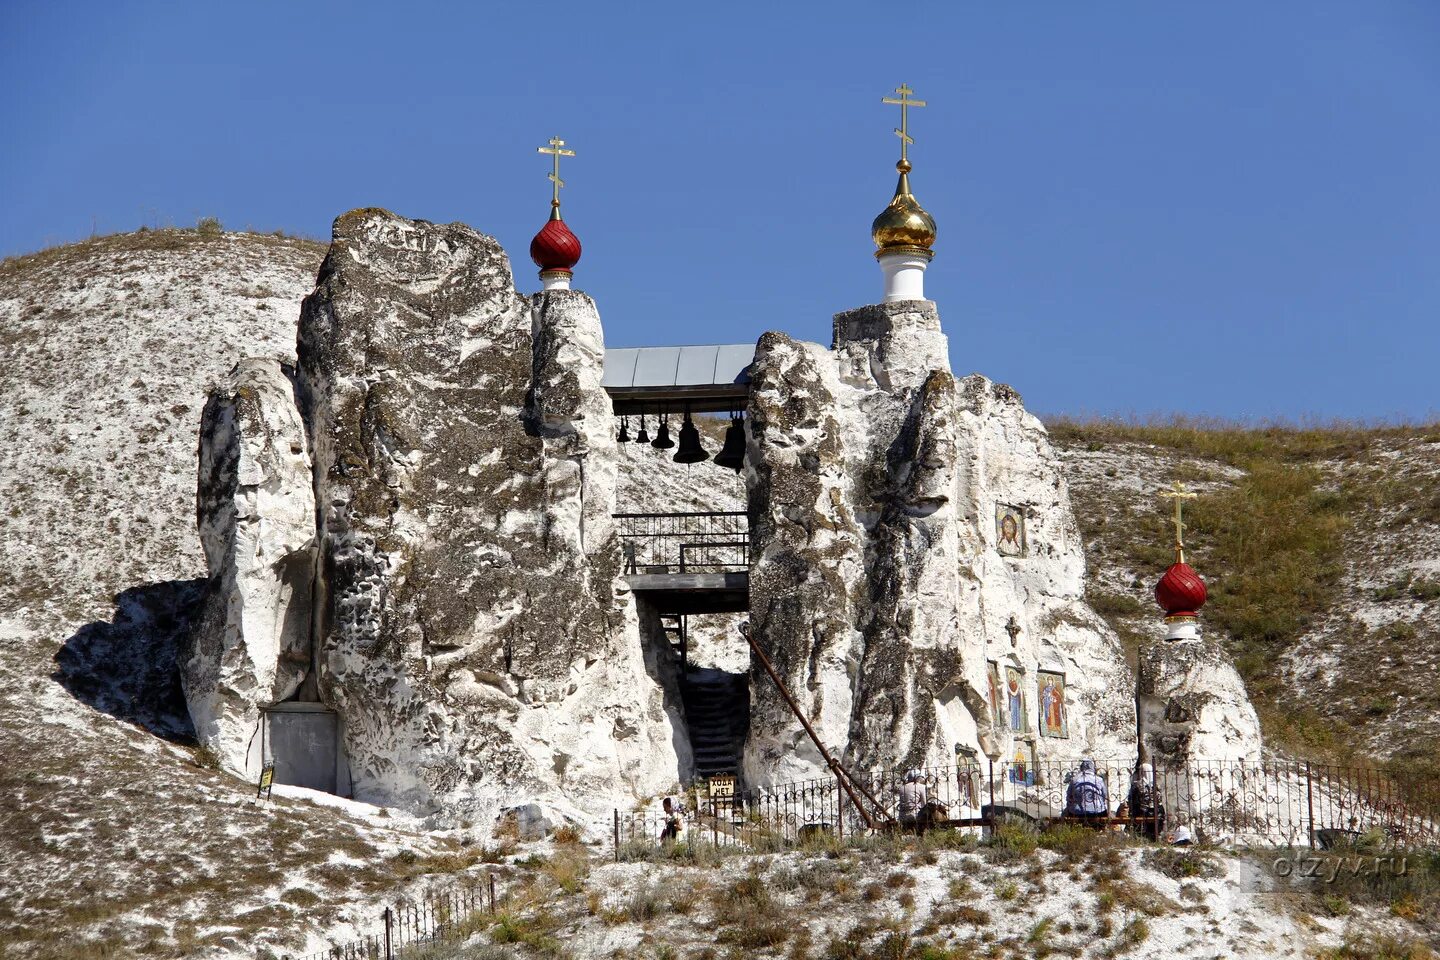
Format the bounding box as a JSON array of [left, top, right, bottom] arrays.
[[612, 808, 620, 862], [1305, 762, 1317, 849], [837, 773, 845, 840], [382, 906, 393, 960], [987, 756, 996, 830]]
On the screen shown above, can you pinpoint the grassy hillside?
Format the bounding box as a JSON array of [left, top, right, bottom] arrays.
[[1049, 417, 1440, 804]]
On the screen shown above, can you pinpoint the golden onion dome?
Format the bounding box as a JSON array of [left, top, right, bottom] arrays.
[[871, 159, 936, 256]]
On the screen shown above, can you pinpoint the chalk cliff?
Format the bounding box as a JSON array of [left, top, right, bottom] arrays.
[[185, 210, 686, 818], [744, 302, 1138, 790], [184, 357, 316, 775], [182, 211, 1247, 822]]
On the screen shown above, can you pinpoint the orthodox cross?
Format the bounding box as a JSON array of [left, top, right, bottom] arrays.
[[1004, 615, 1021, 646], [537, 137, 575, 208], [1158, 481, 1198, 564], [882, 83, 926, 163]]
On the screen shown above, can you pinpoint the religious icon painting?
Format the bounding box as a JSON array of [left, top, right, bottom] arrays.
[[1004, 665, 1027, 733], [1037, 670, 1068, 739], [956, 764, 980, 807], [987, 661, 1004, 727], [1008, 742, 1036, 787], [995, 504, 1026, 557]]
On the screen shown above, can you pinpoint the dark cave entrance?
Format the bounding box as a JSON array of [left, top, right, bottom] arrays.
[[637, 602, 751, 789], [663, 613, 751, 785]]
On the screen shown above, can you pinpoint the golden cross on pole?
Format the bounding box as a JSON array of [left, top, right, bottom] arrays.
[[881, 83, 927, 164], [1158, 481, 1199, 563], [537, 137, 576, 211]]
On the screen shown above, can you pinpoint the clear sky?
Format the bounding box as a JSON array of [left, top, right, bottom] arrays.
[[2, 1, 1437, 421]]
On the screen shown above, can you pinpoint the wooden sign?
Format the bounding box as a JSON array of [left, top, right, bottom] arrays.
[[257, 761, 276, 800]]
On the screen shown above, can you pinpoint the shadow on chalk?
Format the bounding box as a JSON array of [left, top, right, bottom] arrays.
[[53, 578, 205, 744]]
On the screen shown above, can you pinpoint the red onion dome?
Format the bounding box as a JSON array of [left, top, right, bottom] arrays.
[[530, 217, 581, 274], [1155, 562, 1207, 618]]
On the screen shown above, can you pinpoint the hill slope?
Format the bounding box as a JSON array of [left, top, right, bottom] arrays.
[[1, 230, 1436, 955], [1050, 419, 1440, 796]]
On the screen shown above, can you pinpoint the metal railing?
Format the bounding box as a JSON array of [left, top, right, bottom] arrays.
[[294, 877, 499, 960], [614, 758, 1440, 858], [615, 510, 750, 574]]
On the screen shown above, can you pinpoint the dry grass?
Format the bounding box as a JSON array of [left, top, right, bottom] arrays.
[[1049, 415, 1440, 782], [0, 225, 325, 280]]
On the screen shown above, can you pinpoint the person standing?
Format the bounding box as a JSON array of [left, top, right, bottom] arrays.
[[660, 796, 683, 843]]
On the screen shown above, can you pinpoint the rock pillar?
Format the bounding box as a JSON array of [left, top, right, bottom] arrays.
[[744, 300, 1139, 794], [183, 357, 317, 777]]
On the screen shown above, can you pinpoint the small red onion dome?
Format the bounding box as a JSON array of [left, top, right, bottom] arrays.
[[530, 216, 581, 275], [1155, 562, 1207, 619]]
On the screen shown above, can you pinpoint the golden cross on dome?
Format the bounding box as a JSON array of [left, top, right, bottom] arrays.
[[537, 137, 575, 210], [1158, 481, 1198, 563], [882, 83, 927, 163]]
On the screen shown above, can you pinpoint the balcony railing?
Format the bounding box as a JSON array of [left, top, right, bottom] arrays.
[[614, 510, 750, 575]]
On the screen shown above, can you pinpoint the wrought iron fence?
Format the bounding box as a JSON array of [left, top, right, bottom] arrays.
[[614, 758, 1440, 859], [615, 510, 749, 574], [293, 876, 498, 960]]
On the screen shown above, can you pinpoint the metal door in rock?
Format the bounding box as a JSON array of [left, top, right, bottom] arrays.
[[265, 703, 338, 794]]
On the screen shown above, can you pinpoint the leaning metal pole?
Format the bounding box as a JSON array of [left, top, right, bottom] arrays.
[[740, 623, 891, 830]]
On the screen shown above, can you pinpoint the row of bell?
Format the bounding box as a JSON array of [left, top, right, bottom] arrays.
[[618, 411, 746, 472]]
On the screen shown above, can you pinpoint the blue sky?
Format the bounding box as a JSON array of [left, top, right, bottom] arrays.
[[3, 1, 1437, 420]]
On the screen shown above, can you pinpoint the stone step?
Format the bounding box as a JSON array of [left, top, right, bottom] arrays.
[[679, 668, 747, 786], [685, 703, 735, 715]]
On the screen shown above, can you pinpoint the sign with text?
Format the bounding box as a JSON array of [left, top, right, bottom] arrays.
[[257, 761, 275, 800]]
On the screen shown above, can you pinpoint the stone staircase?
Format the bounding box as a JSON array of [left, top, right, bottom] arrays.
[[681, 666, 749, 781]]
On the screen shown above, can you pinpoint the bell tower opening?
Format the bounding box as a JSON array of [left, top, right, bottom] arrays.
[[620, 509, 752, 788], [606, 341, 757, 789]]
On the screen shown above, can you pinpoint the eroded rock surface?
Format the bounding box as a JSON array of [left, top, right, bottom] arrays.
[[294, 211, 681, 815], [184, 357, 316, 775], [745, 301, 1138, 788], [1139, 635, 1263, 767], [180, 212, 689, 818], [178, 214, 1257, 823]]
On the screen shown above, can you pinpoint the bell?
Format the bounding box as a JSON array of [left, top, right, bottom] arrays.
[[635, 414, 650, 445], [673, 410, 709, 464], [617, 417, 630, 443], [651, 414, 674, 450], [713, 416, 745, 472]]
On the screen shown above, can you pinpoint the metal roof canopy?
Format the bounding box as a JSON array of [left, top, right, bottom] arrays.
[[603, 344, 755, 415]]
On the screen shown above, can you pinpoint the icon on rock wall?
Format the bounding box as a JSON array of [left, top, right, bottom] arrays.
[[987, 661, 1004, 727], [1038, 670, 1068, 739], [1009, 742, 1036, 786], [956, 764, 979, 807], [1005, 665, 1027, 732], [995, 504, 1026, 557]]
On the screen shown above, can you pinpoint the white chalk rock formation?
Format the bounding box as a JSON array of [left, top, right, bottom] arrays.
[[1138, 632, 1264, 839], [293, 210, 683, 817], [1139, 635, 1263, 767], [744, 301, 1136, 789], [184, 357, 317, 775]]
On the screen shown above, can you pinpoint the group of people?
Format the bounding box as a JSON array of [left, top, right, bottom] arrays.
[[1062, 759, 1169, 839], [898, 759, 1190, 844], [658, 758, 1194, 846]]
